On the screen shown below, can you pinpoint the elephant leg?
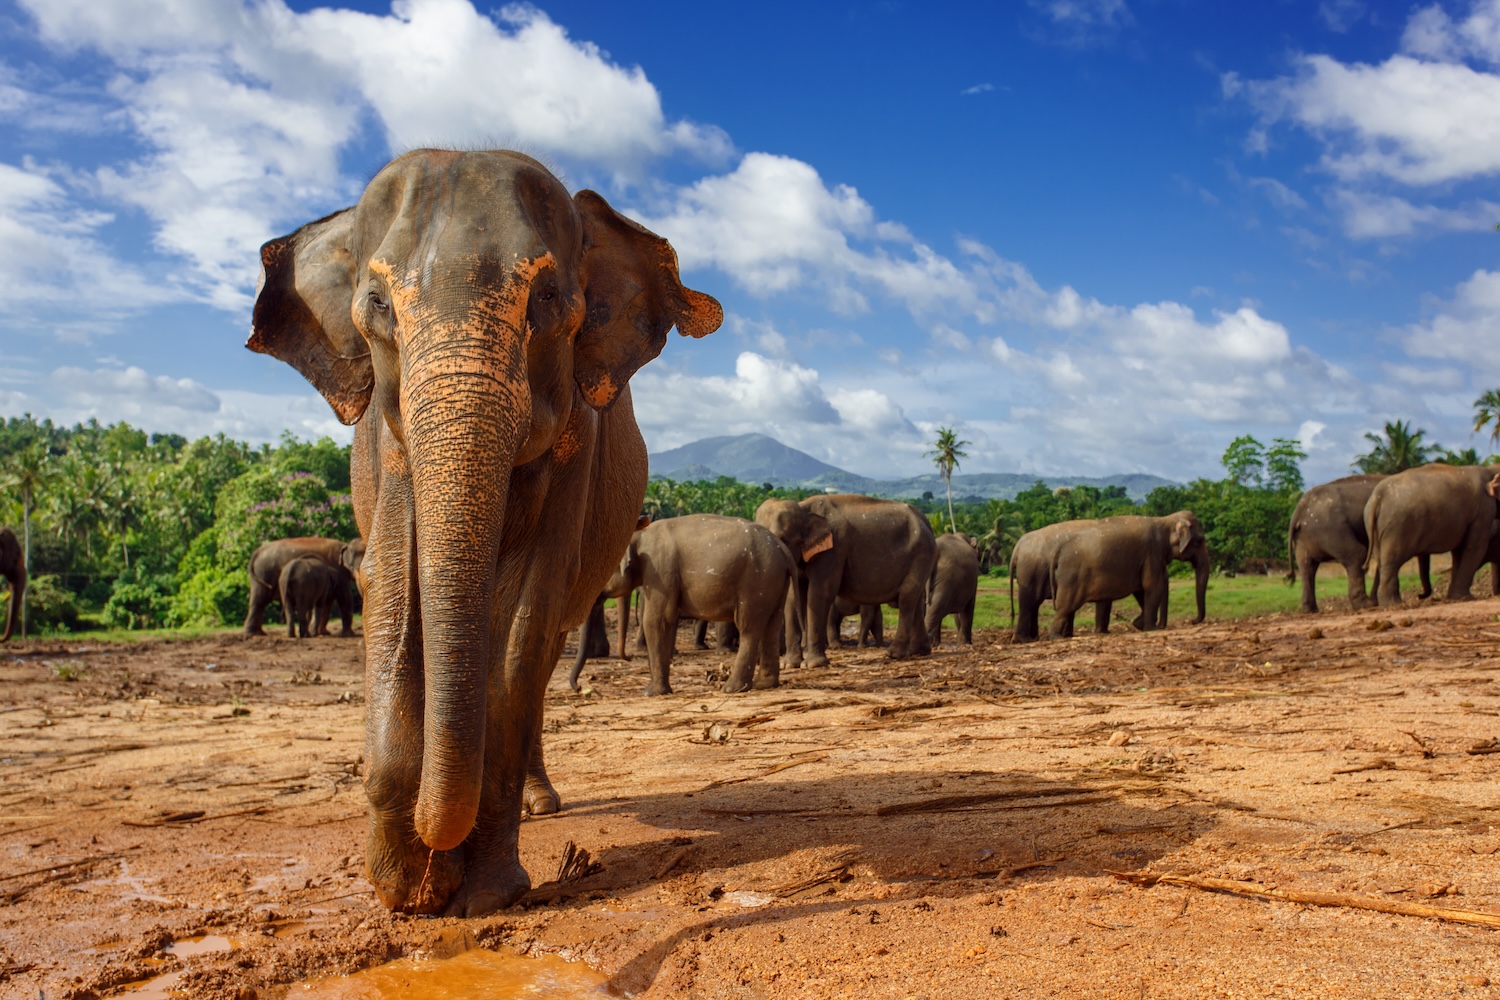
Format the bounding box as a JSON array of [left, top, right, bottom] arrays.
[[804, 576, 835, 668], [782, 579, 805, 669], [1375, 542, 1404, 606], [1340, 558, 1371, 610], [959, 599, 973, 644], [693, 618, 710, 650], [245, 577, 273, 636], [889, 582, 930, 660], [1049, 592, 1079, 639], [861, 605, 884, 647], [753, 609, 781, 690], [522, 715, 561, 818], [1450, 541, 1486, 601], [725, 608, 759, 693], [1302, 555, 1325, 613], [643, 598, 677, 696], [1095, 600, 1111, 634], [925, 602, 943, 648], [1015, 588, 1041, 643], [632, 593, 648, 652], [1418, 554, 1433, 600], [335, 579, 354, 636], [569, 596, 606, 691]]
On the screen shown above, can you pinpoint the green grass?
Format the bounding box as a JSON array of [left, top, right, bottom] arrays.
[[932, 570, 1434, 632], [11, 613, 364, 644]]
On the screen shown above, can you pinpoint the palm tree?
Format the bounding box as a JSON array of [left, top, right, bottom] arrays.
[[977, 508, 1025, 573], [926, 427, 971, 533], [1, 441, 56, 637], [1475, 390, 1500, 449], [1352, 420, 1432, 475]]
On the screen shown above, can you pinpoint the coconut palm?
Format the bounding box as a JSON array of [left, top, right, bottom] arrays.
[[926, 427, 971, 533], [1351, 420, 1432, 475], [1474, 389, 1500, 449]]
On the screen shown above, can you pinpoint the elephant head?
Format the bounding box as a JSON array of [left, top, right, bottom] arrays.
[[753, 499, 833, 564], [249, 150, 720, 895], [340, 538, 366, 596], [1165, 510, 1209, 624], [0, 528, 23, 642]]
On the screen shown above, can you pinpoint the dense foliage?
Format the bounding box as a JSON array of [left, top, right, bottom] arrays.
[[0, 415, 356, 634]]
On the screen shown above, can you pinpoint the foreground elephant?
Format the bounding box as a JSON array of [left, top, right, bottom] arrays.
[[1365, 463, 1500, 606], [248, 149, 721, 915], [607, 514, 793, 694], [1287, 475, 1430, 613], [1, 528, 24, 642], [1011, 512, 1208, 642], [279, 555, 339, 639], [927, 532, 979, 646], [756, 495, 936, 666], [245, 536, 362, 636]]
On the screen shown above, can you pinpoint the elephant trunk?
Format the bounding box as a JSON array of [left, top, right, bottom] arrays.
[[1, 558, 23, 642], [1191, 549, 1209, 624], [405, 301, 531, 854]]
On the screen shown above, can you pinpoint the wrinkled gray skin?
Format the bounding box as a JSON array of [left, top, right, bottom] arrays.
[[1011, 512, 1209, 642], [0, 527, 25, 642], [756, 495, 936, 667], [245, 537, 362, 637], [1366, 464, 1500, 606], [831, 597, 883, 647], [1288, 475, 1430, 613], [927, 532, 979, 646], [279, 555, 339, 639], [610, 514, 794, 694]]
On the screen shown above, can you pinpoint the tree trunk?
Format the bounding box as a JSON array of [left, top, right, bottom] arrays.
[[945, 472, 956, 534], [21, 489, 29, 639]]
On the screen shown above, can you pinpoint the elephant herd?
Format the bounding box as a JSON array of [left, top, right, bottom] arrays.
[[242, 535, 366, 639], [568, 494, 984, 697], [1289, 463, 1500, 612]]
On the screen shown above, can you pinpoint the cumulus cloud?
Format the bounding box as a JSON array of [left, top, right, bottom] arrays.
[[1402, 268, 1500, 381], [36, 364, 350, 443], [631, 351, 927, 476], [1333, 189, 1499, 238], [1027, 0, 1132, 46], [10, 0, 729, 313]]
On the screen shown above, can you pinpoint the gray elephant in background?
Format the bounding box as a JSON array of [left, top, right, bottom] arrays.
[[927, 532, 979, 646], [1288, 474, 1430, 613], [1011, 512, 1208, 642], [1365, 463, 1500, 606], [831, 597, 883, 647], [756, 494, 936, 667], [279, 555, 340, 638], [1, 528, 25, 642], [245, 536, 362, 636], [609, 514, 794, 695]]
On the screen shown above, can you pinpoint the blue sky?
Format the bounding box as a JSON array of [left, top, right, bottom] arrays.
[[2, 0, 1499, 484]]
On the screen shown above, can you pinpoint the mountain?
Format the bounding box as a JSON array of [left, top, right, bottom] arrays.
[[649, 433, 1176, 501]]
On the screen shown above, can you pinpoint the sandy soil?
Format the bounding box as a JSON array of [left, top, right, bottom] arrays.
[[3, 596, 1500, 999]]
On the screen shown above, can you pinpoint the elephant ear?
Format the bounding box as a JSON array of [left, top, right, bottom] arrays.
[[799, 513, 835, 563], [1169, 515, 1196, 558], [572, 190, 723, 411], [247, 208, 373, 425]]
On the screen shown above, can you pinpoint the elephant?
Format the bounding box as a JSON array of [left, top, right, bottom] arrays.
[[755, 494, 936, 666], [1287, 474, 1430, 613], [248, 148, 720, 916], [245, 536, 362, 637], [830, 597, 883, 647], [1010, 512, 1208, 642], [693, 618, 739, 651], [1, 527, 24, 642], [1365, 463, 1500, 606], [279, 555, 339, 639], [927, 532, 979, 646], [604, 514, 793, 695]]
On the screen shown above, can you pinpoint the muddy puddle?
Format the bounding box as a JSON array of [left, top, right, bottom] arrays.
[[296, 949, 611, 998]]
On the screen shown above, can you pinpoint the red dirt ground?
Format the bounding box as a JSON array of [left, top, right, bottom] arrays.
[[3, 597, 1500, 998]]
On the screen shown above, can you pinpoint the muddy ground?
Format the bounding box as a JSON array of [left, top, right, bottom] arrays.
[[4, 596, 1500, 999]]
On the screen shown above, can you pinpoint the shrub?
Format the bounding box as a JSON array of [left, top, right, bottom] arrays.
[[102, 570, 174, 630], [11, 574, 81, 634], [170, 567, 249, 628]]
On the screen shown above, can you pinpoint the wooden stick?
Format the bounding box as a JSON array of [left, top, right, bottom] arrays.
[[654, 846, 690, 880], [1109, 871, 1500, 930], [874, 786, 1095, 817], [705, 754, 829, 788]]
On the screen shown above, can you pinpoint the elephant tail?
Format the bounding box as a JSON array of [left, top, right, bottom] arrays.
[[1285, 516, 1298, 586], [1363, 490, 1383, 578], [1008, 557, 1016, 629]]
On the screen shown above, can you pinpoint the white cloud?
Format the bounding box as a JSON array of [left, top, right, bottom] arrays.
[[643, 152, 980, 320], [34, 364, 350, 443], [1401, 0, 1500, 64], [1333, 189, 1498, 238], [961, 83, 995, 96], [11, 0, 729, 313], [632, 351, 925, 476], [1402, 268, 1500, 380], [1318, 0, 1366, 33], [1028, 0, 1132, 46]]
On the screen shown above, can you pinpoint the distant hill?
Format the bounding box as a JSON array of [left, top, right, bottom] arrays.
[[649, 433, 1176, 501]]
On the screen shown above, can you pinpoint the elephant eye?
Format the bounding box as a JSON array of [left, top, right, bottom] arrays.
[[370, 292, 389, 312], [536, 287, 556, 303]]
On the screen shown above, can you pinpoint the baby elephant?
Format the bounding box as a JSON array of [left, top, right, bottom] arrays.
[[927, 532, 979, 646], [616, 514, 795, 695], [279, 556, 339, 639]]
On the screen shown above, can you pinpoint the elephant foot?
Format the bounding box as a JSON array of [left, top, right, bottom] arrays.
[[368, 846, 465, 915], [805, 653, 830, 669], [645, 682, 673, 696], [722, 675, 752, 694], [522, 776, 561, 819], [443, 858, 531, 917], [244, 627, 265, 637], [752, 673, 780, 690]]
